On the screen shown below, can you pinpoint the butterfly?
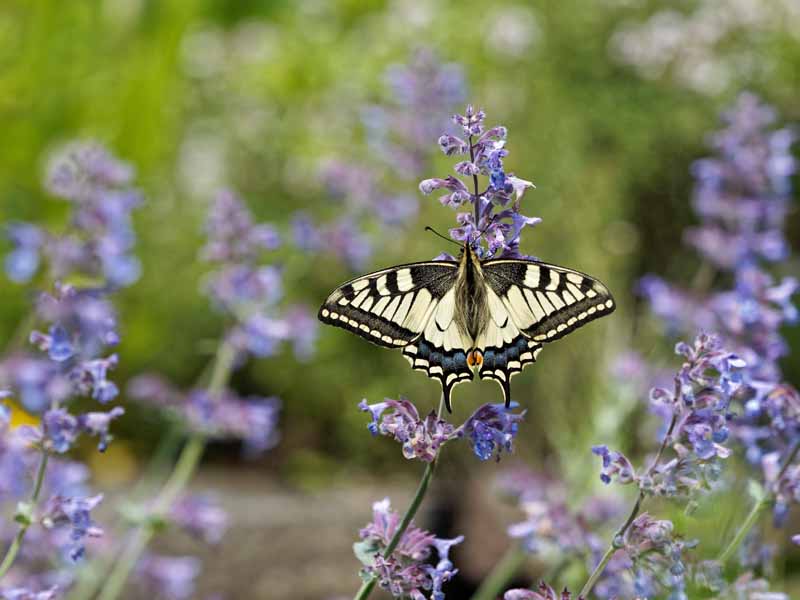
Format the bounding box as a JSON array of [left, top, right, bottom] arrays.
[[318, 242, 615, 412]]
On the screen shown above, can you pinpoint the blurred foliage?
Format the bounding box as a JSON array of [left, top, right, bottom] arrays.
[[1, 2, 799, 589]]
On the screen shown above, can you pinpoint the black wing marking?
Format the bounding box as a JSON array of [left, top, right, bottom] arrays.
[[476, 259, 615, 406], [318, 261, 458, 348]]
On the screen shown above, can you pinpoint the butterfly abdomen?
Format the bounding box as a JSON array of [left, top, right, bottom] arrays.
[[454, 249, 489, 342]]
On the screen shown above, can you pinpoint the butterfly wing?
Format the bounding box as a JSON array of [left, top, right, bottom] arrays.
[[319, 261, 459, 347], [478, 259, 615, 405], [319, 261, 473, 411], [402, 288, 474, 412]]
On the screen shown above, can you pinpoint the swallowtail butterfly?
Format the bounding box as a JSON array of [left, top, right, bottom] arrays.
[[319, 243, 615, 411]]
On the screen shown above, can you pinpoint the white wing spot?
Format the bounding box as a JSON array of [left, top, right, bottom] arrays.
[[524, 265, 540, 288], [370, 330, 381, 338], [566, 273, 583, 285], [396, 269, 414, 292], [567, 283, 584, 301], [382, 335, 393, 344], [557, 323, 567, 332], [321, 309, 329, 317], [547, 291, 566, 310], [351, 280, 369, 292], [586, 289, 598, 298], [587, 306, 597, 315], [567, 317, 577, 326], [605, 299, 614, 309], [376, 275, 388, 294], [546, 271, 560, 291]]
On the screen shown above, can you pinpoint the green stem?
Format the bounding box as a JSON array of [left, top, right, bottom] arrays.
[[352, 395, 445, 600], [716, 440, 800, 565], [93, 341, 236, 600], [0, 451, 49, 580], [470, 545, 527, 600]]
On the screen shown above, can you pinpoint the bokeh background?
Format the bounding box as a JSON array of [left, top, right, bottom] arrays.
[[1, 1, 799, 598]]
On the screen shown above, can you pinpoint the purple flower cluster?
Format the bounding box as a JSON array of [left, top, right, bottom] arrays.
[[419, 105, 538, 258], [594, 334, 744, 498], [5, 142, 142, 287], [359, 398, 525, 462], [637, 94, 798, 435], [128, 374, 280, 457], [295, 49, 467, 270], [355, 498, 463, 600], [202, 189, 317, 362], [135, 555, 201, 600]]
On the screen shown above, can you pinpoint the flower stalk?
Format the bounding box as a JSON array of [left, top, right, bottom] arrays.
[[0, 451, 49, 580], [716, 439, 800, 565], [94, 340, 236, 600]]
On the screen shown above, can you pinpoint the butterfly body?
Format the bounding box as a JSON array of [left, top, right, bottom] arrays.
[[319, 244, 615, 411]]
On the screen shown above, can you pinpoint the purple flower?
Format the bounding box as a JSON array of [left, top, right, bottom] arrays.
[[77, 406, 124, 452], [170, 495, 228, 544], [41, 494, 103, 562], [358, 398, 455, 462], [591, 445, 636, 485], [135, 555, 201, 600], [0, 588, 59, 600], [420, 105, 540, 258], [4, 223, 44, 283], [356, 498, 462, 599], [457, 402, 526, 461], [42, 409, 80, 454]]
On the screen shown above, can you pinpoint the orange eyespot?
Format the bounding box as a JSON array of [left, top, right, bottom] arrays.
[[467, 350, 483, 368]]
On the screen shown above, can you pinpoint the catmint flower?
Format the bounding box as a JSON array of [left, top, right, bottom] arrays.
[[77, 406, 124, 452], [135, 555, 201, 600], [359, 398, 525, 462], [202, 190, 317, 362], [0, 588, 60, 600], [169, 495, 228, 544], [41, 494, 104, 561], [128, 375, 281, 457], [420, 105, 539, 258], [358, 398, 454, 462], [355, 498, 462, 599], [3, 142, 143, 287], [456, 402, 526, 461], [591, 445, 636, 485]]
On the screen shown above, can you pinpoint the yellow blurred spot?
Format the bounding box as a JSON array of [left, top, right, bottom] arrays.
[[7, 400, 39, 429], [87, 441, 139, 487]]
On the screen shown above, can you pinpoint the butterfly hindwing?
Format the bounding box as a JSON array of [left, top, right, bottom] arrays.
[[402, 289, 474, 412], [475, 259, 615, 405], [474, 287, 543, 405], [318, 261, 458, 348]]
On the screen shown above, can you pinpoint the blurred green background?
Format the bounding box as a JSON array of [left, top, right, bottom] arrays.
[[1, 1, 799, 598]]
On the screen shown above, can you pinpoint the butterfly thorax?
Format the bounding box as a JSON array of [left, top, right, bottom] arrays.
[[454, 244, 490, 342]]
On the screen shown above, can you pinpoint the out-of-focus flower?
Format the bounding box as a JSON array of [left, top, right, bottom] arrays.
[[169, 495, 228, 544], [298, 49, 467, 270], [355, 498, 462, 599], [135, 555, 201, 600], [128, 375, 281, 457], [0, 587, 60, 600], [3, 141, 143, 287], [457, 402, 526, 461], [41, 494, 104, 562], [201, 189, 317, 363]]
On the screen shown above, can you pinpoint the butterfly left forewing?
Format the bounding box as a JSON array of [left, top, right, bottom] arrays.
[[319, 261, 458, 348]]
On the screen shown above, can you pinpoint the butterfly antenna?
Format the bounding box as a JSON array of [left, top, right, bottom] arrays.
[[424, 226, 461, 248]]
